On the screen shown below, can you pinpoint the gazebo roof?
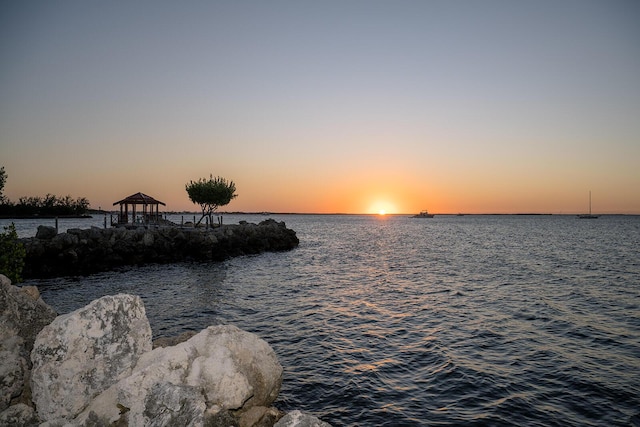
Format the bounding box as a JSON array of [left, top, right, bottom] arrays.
[[113, 192, 166, 206]]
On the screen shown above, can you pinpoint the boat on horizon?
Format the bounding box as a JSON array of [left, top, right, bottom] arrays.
[[578, 191, 599, 219], [412, 210, 434, 218]]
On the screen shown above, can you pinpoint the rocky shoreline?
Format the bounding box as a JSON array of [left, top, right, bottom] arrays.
[[20, 219, 299, 278], [0, 274, 332, 427]]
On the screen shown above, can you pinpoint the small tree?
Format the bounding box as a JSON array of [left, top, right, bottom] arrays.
[[0, 223, 26, 283], [185, 175, 237, 226]]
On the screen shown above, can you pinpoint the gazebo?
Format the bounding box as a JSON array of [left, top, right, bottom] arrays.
[[112, 192, 166, 226]]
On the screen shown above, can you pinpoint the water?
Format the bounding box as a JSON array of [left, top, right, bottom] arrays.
[[14, 214, 640, 426]]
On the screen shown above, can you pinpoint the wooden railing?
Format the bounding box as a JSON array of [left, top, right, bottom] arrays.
[[111, 212, 172, 227]]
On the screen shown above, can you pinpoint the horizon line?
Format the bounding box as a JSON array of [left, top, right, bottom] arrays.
[[85, 209, 640, 216]]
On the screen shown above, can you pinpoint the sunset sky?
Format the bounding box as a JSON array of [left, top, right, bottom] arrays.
[[1, 1, 639, 214]]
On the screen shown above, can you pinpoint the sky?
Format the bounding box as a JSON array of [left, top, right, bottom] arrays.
[[1, 1, 639, 214]]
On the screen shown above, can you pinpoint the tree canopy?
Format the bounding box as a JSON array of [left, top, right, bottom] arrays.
[[0, 167, 90, 217], [185, 175, 237, 226]]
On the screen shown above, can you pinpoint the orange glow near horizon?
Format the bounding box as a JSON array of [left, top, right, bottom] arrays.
[[3, 166, 640, 215], [368, 200, 397, 215]]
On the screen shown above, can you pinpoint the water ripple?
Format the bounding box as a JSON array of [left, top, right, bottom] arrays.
[[30, 214, 640, 426]]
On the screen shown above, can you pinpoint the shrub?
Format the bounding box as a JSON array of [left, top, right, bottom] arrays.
[[0, 223, 26, 283]]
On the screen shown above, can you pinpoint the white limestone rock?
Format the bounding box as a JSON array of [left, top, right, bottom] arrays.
[[141, 382, 207, 426], [0, 335, 27, 411], [0, 403, 38, 426], [30, 294, 152, 422], [274, 410, 333, 427], [0, 274, 57, 412], [77, 324, 283, 426]]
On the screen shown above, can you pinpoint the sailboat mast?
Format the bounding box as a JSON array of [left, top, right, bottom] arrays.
[[578, 190, 598, 219]]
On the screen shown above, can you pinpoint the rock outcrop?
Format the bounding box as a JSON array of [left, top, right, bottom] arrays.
[[274, 410, 333, 427], [30, 294, 152, 421], [1, 279, 332, 427], [0, 274, 56, 418], [21, 219, 299, 278], [28, 293, 289, 426], [73, 324, 283, 426]]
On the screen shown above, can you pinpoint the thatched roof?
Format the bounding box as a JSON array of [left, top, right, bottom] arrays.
[[113, 192, 166, 206]]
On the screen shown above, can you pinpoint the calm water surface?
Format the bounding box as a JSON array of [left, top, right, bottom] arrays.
[[15, 214, 640, 426]]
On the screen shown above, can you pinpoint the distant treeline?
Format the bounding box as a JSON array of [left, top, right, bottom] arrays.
[[0, 194, 90, 217]]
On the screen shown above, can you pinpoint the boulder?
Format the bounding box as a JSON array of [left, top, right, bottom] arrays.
[[0, 336, 27, 411], [76, 324, 283, 426], [35, 226, 56, 240], [273, 410, 332, 427], [0, 274, 57, 413], [31, 294, 152, 421], [29, 293, 286, 426], [0, 403, 38, 427], [239, 406, 284, 427], [51, 232, 79, 249]]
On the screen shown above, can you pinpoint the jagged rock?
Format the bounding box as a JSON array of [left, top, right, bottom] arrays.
[[51, 231, 78, 249], [142, 382, 206, 425], [239, 406, 284, 427], [206, 409, 240, 427], [75, 324, 283, 426], [20, 286, 40, 301], [273, 410, 332, 427], [26, 292, 291, 426], [22, 220, 299, 278], [0, 335, 27, 411], [153, 330, 198, 348], [0, 403, 38, 426], [31, 294, 152, 421], [0, 274, 57, 353], [35, 225, 56, 240], [0, 274, 57, 413]]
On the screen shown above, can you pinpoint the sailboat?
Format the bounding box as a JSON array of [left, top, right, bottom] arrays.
[[578, 191, 599, 219]]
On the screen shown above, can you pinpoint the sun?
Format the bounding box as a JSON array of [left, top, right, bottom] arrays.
[[369, 199, 397, 215]]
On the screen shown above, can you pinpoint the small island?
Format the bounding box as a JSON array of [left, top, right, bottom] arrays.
[[1, 171, 299, 280], [21, 217, 299, 278]]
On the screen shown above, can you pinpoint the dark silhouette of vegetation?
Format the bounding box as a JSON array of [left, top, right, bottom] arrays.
[[0, 194, 90, 217], [0, 167, 7, 204], [0, 223, 26, 283], [0, 167, 90, 217], [186, 175, 237, 226]]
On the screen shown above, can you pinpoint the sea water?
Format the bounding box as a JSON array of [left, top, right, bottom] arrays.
[[13, 214, 640, 426]]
